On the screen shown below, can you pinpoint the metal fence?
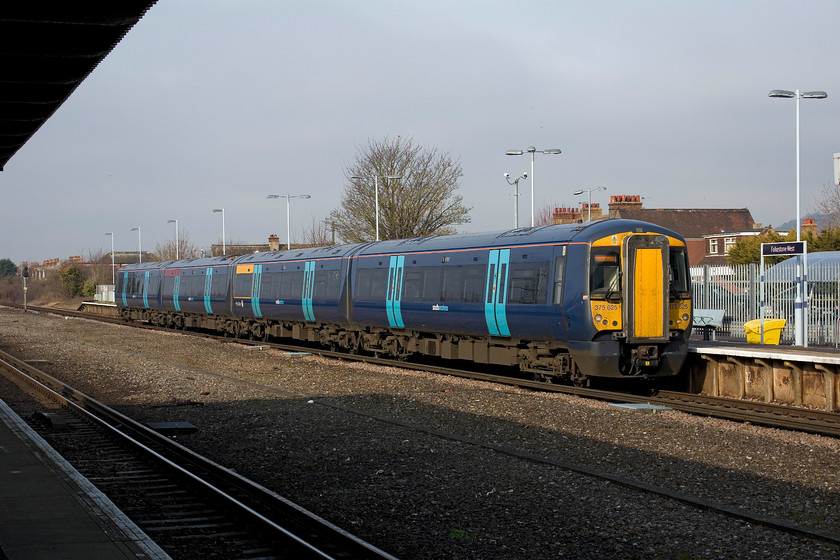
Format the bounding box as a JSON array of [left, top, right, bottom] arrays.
[[690, 262, 840, 347]]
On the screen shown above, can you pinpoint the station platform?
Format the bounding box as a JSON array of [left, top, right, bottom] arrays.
[[0, 398, 170, 560]]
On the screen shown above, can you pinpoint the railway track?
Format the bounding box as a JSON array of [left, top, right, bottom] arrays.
[[3, 303, 840, 554], [0, 347, 398, 560], [13, 302, 840, 439]]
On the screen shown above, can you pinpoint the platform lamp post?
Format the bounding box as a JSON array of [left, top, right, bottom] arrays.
[[130, 227, 142, 263], [167, 219, 179, 260], [505, 147, 561, 227], [350, 174, 402, 241], [105, 232, 115, 284], [504, 172, 527, 228], [266, 194, 311, 250], [769, 88, 827, 346], [573, 187, 607, 222], [212, 209, 225, 256]]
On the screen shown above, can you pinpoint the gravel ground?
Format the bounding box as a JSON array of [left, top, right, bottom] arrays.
[[1, 305, 839, 559]]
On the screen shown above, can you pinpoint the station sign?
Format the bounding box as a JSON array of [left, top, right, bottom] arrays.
[[761, 241, 805, 256]]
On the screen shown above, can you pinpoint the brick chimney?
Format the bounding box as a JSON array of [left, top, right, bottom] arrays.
[[553, 206, 583, 224], [802, 218, 818, 235], [608, 194, 643, 218], [268, 233, 280, 251]]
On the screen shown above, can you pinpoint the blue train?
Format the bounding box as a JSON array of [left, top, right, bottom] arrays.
[[116, 219, 692, 382]]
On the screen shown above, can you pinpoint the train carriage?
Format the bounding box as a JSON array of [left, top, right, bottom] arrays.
[[116, 219, 692, 382]]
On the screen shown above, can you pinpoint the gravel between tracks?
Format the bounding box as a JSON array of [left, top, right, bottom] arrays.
[[1, 305, 839, 559]]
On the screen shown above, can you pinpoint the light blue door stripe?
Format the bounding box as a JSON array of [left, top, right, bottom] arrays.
[[302, 261, 315, 321], [484, 249, 511, 336], [485, 251, 500, 335], [252, 264, 263, 318], [494, 249, 511, 336], [204, 267, 214, 314], [173, 275, 181, 312], [386, 255, 405, 328], [121, 272, 128, 306], [143, 271, 150, 309]]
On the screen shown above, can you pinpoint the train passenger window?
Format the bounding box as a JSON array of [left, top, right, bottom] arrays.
[[234, 273, 252, 298], [669, 247, 690, 297], [279, 271, 304, 299], [313, 270, 340, 299], [590, 248, 621, 300], [507, 263, 548, 304], [355, 268, 388, 299], [441, 265, 484, 303], [403, 269, 425, 301], [486, 264, 496, 304], [422, 268, 442, 300], [552, 256, 565, 305]]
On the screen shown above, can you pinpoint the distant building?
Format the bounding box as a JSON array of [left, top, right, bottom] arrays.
[[606, 194, 761, 266], [553, 203, 603, 224]]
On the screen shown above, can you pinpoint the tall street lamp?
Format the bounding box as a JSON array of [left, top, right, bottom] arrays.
[[505, 146, 561, 227], [266, 194, 311, 250], [768, 89, 827, 242], [350, 174, 402, 241], [573, 187, 607, 222], [167, 219, 179, 260], [769, 88, 827, 347], [130, 227, 141, 263], [105, 232, 114, 284], [504, 172, 527, 228], [212, 209, 225, 256]]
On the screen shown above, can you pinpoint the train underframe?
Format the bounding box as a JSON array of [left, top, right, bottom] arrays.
[[119, 307, 675, 383]]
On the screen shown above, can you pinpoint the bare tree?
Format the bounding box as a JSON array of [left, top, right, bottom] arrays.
[[814, 184, 840, 228], [330, 137, 471, 242], [300, 217, 334, 247], [534, 201, 561, 227], [155, 230, 199, 261]]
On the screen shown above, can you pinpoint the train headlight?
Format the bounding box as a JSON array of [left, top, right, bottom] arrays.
[[681, 313, 690, 322], [594, 314, 603, 323]]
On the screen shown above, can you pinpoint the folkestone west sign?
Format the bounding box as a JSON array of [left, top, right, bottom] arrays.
[[761, 241, 805, 256]]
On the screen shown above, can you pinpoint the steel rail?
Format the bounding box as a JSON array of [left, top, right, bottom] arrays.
[[11, 303, 840, 437], [0, 347, 398, 560]]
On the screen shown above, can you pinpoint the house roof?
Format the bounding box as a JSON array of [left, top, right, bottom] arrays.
[[611, 208, 756, 239]]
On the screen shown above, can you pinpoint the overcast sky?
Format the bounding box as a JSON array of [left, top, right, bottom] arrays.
[[2, 0, 840, 264]]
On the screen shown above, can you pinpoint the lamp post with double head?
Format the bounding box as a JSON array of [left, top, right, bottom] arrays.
[[573, 187, 607, 222], [769, 88, 827, 347], [503, 172, 527, 228], [505, 146, 561, 227]]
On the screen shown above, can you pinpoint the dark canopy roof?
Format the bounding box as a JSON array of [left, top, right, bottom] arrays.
[[0, 2, 157, 170]]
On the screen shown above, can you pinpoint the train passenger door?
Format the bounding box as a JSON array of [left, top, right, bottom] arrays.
[[623, 235, 669, 342], [302, 261, 315, 321], [386, 255, 405, 328], [251, 264, 263, 318], [484, 249, 511, 336], [204, 267, 214, 314], [142, 271, 151, 309]]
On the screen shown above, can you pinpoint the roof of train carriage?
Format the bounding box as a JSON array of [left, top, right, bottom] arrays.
[[233, 243, 369, 264], [0, 2, 158, 171], [356, 219, 686, 256], [119, 255, 234, 272]]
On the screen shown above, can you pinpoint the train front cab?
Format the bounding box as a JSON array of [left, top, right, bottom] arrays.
[[570, 231, 691, 378]]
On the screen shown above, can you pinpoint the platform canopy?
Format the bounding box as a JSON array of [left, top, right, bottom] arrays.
[[0, 2, 158, 171]]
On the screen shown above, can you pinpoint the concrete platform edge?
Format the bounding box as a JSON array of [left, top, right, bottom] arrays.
[[0, 397, 171, 560]]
